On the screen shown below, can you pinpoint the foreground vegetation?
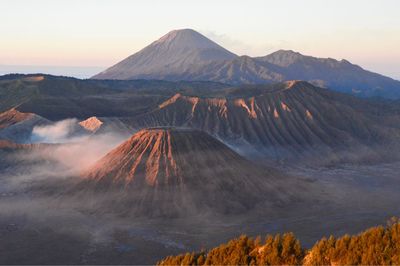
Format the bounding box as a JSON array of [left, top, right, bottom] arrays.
[[158, 218, 400, 265]]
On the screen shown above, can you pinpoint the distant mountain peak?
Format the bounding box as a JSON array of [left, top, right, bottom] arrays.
[[92, 30, 400, 98], [151, 28, 233, 51], [156, 29, 202, 43], [79, 116, 103, 132], [272, 49, 303, 56], [260, 50, 306, 67], [92, 29, 237, 80]]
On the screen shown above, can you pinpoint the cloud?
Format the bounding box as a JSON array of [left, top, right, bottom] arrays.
[[31, 118, 83, 143], [44, 132, 127, 173], [201, 30, 252, 55], [27, 118, 130, 173], [1, 118, 130, 189]]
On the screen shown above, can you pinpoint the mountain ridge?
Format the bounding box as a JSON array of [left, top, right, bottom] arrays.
[[92, 29, 400, 98], [124, 81, 400, 164]]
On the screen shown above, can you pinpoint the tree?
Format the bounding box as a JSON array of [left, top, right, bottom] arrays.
[[157, 218, 400, 266]]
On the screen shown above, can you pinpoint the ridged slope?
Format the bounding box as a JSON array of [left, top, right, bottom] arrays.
[[81, 128, 300, 217], [126, 81, 400, 163], [0, 108, 49, 143], [0, 108, 35, 129]]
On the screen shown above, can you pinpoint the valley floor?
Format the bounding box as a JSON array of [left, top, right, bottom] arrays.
[[1, 162, 399, 264]]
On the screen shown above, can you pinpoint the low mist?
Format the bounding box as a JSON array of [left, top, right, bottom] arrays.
[[28, 118, 130, 173], [1, 117, 131, 205], [0, 118, 136, 255], [31, 118, 83, 143]]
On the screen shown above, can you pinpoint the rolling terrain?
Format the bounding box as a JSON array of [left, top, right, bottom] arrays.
[[1, 1, 399, 262], [0, 74, 230, 120], [2, 74, 400, 164], [0, 74, 400, 264]]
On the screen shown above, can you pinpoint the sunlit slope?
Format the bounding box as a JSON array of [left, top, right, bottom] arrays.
[[80, 128, 308, 217], [126, 81, 400, 162]]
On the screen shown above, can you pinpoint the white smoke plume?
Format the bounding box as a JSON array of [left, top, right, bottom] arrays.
[[44, 132, 127, 172], [3, 118, 131, 186], [30, 118, 83, 143]]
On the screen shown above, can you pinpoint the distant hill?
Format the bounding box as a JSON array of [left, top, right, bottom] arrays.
[[0, 74, 230, 120], [92, 29, 400, 99], [0, 74, 171, 120]]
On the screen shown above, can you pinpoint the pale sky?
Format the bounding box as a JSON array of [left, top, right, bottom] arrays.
[[1, 0, 400, 79]]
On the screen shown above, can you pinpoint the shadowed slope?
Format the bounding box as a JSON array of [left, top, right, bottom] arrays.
[[0, 108, 36, 129], [0, 74, 231, 120], [258, 50, 400, 98], [0, 108, 50, 143]]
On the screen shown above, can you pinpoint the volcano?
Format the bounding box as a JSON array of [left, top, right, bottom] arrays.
[[92, 29, 400, 99], [92, 29, 236, 80], [80, 127, 304, 217]]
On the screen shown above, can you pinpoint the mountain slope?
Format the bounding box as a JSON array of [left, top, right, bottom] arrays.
[[3, 74, 400, 163], [256, 50, 400, 98], [92, 29, 400, 98], [0, 74, 169, 120], [0, 108, 38, 130], [92, 29, 237, 80], [176, 56, 285, 84], [0, 108, 50, 143], [79, 128, 304, 217], [124, 81, 400, 164], [0, 74, 233, 120]]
